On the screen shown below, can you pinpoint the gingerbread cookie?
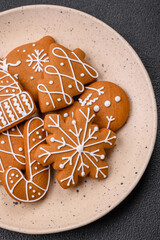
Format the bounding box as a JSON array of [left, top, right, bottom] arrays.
[[0, 124, 25, 184], [37, 43, 99, 112], [2, 117, 50, 202], [34, 108, 116, 189], [59, 81, 130, 131], [0, 70, 36, 133], [5, 36, 55, 101]]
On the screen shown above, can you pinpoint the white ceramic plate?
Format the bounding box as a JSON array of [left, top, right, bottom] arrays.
[[0, 5, 157, 234]]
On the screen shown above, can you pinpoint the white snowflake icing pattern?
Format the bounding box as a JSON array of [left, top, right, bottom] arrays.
[[38, 108, 116, 187], [26, 49, 49, 72]]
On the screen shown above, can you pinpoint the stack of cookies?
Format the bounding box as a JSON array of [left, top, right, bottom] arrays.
[[0, 36, 129, 203]]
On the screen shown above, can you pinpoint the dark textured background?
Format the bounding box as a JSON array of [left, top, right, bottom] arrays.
[[0, 0, 159, 239]]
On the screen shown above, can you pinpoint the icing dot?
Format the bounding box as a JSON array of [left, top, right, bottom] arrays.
[[39, 135, 42, 139], [6, 90, 9, 93], [115, 96, 121, 102], [11, 173, 15, 177], [33, 190, 36, 193], [94, 126, 99, 132], [59, 164, 64, 169], [32, 43, 36, 47], [42, 129, 45, 132], [50, 137, 55, 143], [10, 180, 14, 183], [63, 113, 68, 118], [23, 50, 26, 52], [12, 89, 15, 92], [9, 177, 11, 180], [29, 186, 32, 190], [34, 167, 38, 170], [68, 85, 72, 88], [16, 174, 19, 178], [1, 141, 5, 144], [30, 76, 34, 80], [93, 105, 100, 113], [32, 138, 36, 142], [72, 120, 76, 125], [49, 81, 54, 85], [19, 147, 23, 152], [80, 73, 85, 77], [36, 131, 39, 135], [32, 195, 35, 198], [46, 102, 49, 106], [104, 100, 111, 107], [60, 62, 64, 66], [17, 50, 20, 52], [38, 192, 41, 196], [101, 155, 105, 160], [11, 128, 15, 131], [57, 98, 61, 102], [6, 80, 9, 83], [81, 172, 85, 176], [1, 81, 3, 83]]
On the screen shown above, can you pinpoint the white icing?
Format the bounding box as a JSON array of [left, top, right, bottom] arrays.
[[32, 44, 36, 47], [36, 131, 39, 135], [16, 174, 19, 177], [0, 59, 21, 72], [23, 50, 26, 53], [93, 105, 100, 112], [1, 140, 5, 144], [68, 85, 72, 88], [18, 147, 23, 152], [60, 62, 64, 66], [26, 49, 49, 72], [30, 76, 34, 80], [32, 138, 35, 141], [38, 108, 116, 186], [11, 173, 15, 177], [39, 136, 42, 139], [115, 96, 121, 102], [46, 102, 49, 106], [80, 73, 85, 77], [49, 81, 53, 85], [106, 116, 115, 129], [63, 113, 68, 118], [57, 98, 61, 102], [104, 100, 111, 107]]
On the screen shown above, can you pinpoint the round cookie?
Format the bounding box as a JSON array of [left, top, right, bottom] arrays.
[[59, 81, 130, 131]]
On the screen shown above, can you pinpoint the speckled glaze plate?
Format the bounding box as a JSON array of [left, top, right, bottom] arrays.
[[0, 5, 157, 234]]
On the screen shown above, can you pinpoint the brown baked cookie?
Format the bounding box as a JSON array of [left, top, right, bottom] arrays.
[[37, 43, 99, 112], [2, 117, 50, 203], [0, 124, 25, 184], [5, 36, 55, 101], [34, 108, 116, 189], [0, 70, 36, 133], [59, 81, 130, 131]]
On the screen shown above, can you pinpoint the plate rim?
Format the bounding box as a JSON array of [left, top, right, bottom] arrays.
[[0, 4, 158, 235]]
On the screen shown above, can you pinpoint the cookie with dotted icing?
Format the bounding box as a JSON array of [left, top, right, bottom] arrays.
[[0, 124, 25, 184], [2, 117, 50, 203], [59, 81, 130, 131], [37, 43, 99, 112], [5, 36, 55, 101], [0, 70, 36, 133], [34, 108, 116, 189]]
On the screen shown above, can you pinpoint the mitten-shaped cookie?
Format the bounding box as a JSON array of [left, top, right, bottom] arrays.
[[37, 43, 99, 112], [2, 117, 50, 202], [0, 124, 25, 184], [59, 81, 130, 131], [0, 70, 36, 132], [4, 36, 55, 101], [34, 108, 116, 189]]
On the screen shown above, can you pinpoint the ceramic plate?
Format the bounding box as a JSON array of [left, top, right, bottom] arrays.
[[0, 5, 157, 234]]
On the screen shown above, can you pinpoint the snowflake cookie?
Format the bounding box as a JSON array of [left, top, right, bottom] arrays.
[[2, 117, 50, 203], [34, 108, 116, 189], [59, 81, 130, 131], [4, 36, 55, 101], [0, 70, 36, 133], [37, 43, 99, 112], [0, 124, 25, 184]]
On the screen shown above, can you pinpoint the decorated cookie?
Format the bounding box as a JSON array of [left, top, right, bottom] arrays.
[[59, 81, 130, 131], [2, 117, 50, 202], [0, 124, 25, 184], [34, 108, 116, 189], [4, 36, 55, 101], [0, 70, 36, 133], [37, 43, 99, 112]]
